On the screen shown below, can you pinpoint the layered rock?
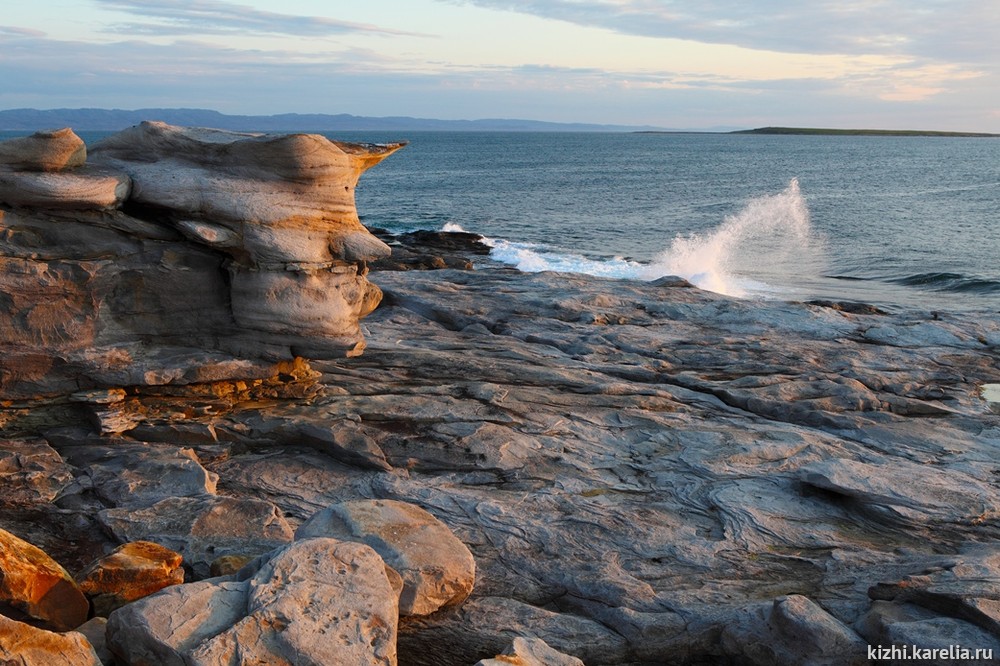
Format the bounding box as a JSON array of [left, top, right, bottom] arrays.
[[0, 124, 402, 407]]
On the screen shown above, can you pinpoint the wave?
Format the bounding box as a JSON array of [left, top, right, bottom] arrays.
[[888, 272, 1000, 294], [448, 179, 825, 299]]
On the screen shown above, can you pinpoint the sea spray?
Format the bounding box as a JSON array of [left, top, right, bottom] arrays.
[[449, 179, 825, 298], [640, 178, 823, 296]]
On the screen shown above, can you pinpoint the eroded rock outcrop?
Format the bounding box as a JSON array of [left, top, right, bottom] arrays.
[[0, 124, 402, 408], [0, 528, 89, 631]]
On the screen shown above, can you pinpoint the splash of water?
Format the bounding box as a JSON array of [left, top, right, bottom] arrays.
[[640, 178, 822, 296], [441, 179, 824, 298]]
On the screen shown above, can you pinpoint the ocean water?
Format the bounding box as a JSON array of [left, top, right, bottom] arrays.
[[4, 129, 997, 312], [345, 131, 1000, 313]]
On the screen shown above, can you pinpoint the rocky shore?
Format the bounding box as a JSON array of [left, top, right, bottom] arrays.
[[2, 125, 1000, 665]]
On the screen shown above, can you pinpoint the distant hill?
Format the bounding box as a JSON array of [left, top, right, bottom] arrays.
[[733, 126, 1000, 138], [0, 108, 665, 133]]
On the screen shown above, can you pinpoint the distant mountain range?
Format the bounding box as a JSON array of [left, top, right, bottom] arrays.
[[0, 107, 674, 133]]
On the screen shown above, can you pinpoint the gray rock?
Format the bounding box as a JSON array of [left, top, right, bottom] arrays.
[[296, 499, 475, 615], [799, 457, 1000, 524], [721, 595, 868, 665], [58, 441, 217, 508], [106, 579, 247, 666], [0, 439, 73, 506], [107, 537, 399, 666], [98, 495, 293, 578]]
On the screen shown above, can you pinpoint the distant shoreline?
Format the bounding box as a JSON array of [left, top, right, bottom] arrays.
[[636, 127, 1000, 137], [735, 127, 1000, 138]]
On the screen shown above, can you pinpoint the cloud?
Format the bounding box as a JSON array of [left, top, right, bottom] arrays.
[[0, 26, 46, 38], [447, 0, 1000, 61], [95, 0, 424, 37]]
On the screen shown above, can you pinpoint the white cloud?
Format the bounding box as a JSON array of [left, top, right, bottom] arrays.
[[446, 0, 1000, 62], [95, 0, 424, 37]]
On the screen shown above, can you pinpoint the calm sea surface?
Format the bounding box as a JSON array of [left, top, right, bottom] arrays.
[[344, 131, 1000, 313], [5, 129, 997, 312]]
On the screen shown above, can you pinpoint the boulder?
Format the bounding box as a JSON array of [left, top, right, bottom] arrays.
[[107, 537, 399, 665], [0, 614, 101, 666], [474, 636, 584, 666], [98, 495, 293, 579], [74, 617, 113, 666], [75, 541, 185, 616], [0, 528, 89, 631], [296, 499, 475, 615]]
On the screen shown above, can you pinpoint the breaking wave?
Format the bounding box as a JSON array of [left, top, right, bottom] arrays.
[[455, 179, 826, 298]]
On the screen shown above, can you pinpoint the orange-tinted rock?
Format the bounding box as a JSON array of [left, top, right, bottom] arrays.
[[0, 528, 89, 631], [0, 614, 101, 666], [75, 541, 185, 616], [0, 128, 86, 172]]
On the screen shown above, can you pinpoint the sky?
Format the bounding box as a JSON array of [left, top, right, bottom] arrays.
[[1, 1, 998, 131]]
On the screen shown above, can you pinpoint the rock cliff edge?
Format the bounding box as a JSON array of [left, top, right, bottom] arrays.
[[0, 123, 403, 407]]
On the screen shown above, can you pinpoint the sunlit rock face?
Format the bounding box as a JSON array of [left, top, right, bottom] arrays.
[[0, 124, 403, 402]]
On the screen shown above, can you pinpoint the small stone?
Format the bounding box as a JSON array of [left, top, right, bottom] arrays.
[[475, 636, 584, 666], [209, 554, 253, 578], [75, 541, 185, 616]]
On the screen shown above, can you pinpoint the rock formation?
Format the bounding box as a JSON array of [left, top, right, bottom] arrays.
[[0, 124, 402, 410]]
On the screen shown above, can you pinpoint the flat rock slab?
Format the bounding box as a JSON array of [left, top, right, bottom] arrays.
[[107, 537, 399, 666], [98, 495, 293, 579], [59, 441, 218, 509], [296, 499, 475, 615], [799, 457, 1000, 524]]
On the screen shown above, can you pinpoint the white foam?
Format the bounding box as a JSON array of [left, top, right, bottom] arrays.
[[444, 179, 825, 299]]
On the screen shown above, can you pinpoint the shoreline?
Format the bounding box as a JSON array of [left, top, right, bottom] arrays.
[[3, 126, 1000, 664]]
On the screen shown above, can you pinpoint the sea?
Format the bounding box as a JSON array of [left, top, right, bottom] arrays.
[[341, 131, 1000, 314], [5, 129, 998, 313]]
